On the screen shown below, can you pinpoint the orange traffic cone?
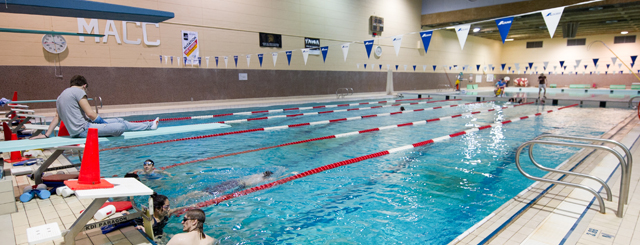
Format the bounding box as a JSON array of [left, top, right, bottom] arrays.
[[2, 122, 11, 141], [58, 121, 70, 137], [4, 133, 28, 163], [64, 128, 114, 190], [8, 91, 17, 119]]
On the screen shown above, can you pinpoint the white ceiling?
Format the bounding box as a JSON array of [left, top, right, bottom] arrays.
[[421, 0, 530, 15]]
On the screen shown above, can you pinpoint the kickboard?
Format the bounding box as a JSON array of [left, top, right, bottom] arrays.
[[42, 173, 79, 182]]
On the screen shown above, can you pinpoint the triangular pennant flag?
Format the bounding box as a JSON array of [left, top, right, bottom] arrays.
[[357, 63, 359, 69], [392, 35, 403, 56], [205, 57, 209, 67], [476, 64, 480, 71], [386, 64, 390, 70], [423, 65, 427, 71], [618, 63, 623, 69], [301, 49, 310, 65], [559, 61, 565, 67], [501, 64, 506, 71], [607, 64, 610, 69], [433, 65, 437, 71], [395, 65, 399, 70], [541, 7, 564, 38], [234, 56, 238, 67], [215, 57, 219, 67], [462, 66, 465, 71], [223, 56, 228, 68], [380, 64, 383, 70], [170, 56, 174, 65], [495, 17, 514, 43], [534, 66, 537, 71], [159, 55, 162, 63], [515, 63, 520, 70], [198, 57, 201, 66], [183, 57, 187, 66], [563, 66, 567, 70], [286, 51, 292, 66], [246, 54, 251, 67], [543, 62, 549, 69], [371, 64, 374, 70], [364, 64, 367, 69], [413, 65, 416, 71], [584, 65, 588, 70], [364, 40, 374, 59], [419, 31, 433, 54], [341, 43, 350, 62], [593, 58, 599, 67], [321, 46, 329, 63], [492, 67, 495, 71], [454, 24, 471, 50], [528, 62, 533, 70], [272, 53, 278, 67], [553, 65, 557, 70], [258, 54, 263, 67], [164, 56, 168, 65], [508, 67, 511, 71], [575, 59, 581, 67], [611, 57, 617, 65], [631, 55, 638, 64], [404, 65, 407, 71]]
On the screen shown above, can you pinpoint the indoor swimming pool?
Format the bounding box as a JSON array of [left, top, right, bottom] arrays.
[[67, 97, 634, 244]]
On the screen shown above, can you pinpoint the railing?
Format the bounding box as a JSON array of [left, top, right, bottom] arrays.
[[628, 96, 640, 108], [336, 88, 353, 99], [515, 135, 632, 217]]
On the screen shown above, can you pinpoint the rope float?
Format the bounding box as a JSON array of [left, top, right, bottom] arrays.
[[160, 102, 532, 170], [172, 104, 579, 215], [131, 97, 433, 123], [101, 100, 481, 151]]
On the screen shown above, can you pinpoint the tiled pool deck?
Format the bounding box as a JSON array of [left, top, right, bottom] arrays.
[[3, 90, 640, 245]]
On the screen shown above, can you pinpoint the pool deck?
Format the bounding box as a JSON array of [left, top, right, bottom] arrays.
[[3, 90, 640, 244]]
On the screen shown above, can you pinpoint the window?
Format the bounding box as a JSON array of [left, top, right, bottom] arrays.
[[526, 41, 543, 48], [614, 35, 636, 44], [567, 38, 586, 46]]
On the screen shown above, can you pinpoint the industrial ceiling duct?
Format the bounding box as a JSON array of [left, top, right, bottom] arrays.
[[562, 22, 579, 38]]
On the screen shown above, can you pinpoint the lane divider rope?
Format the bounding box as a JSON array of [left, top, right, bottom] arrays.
[[216, 99, 458, 124], [130, 97, 433, 123], [172, 103, 579, 215], [101, 100, 483, 151], [160, 102, 532, 170]]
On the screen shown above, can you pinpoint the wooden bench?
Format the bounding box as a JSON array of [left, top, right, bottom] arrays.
[[549, 84, 557, 88], [569, 84, 589, 89], [466, 84, 479, 90], [609, 85, 626, 89]]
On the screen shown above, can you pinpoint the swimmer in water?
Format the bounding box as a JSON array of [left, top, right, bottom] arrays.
[[175, 171, 274, 205], [130, 159, 172, 178]]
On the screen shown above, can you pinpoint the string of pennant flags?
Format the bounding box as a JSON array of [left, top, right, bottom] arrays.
[[153, 0, 638, 75]]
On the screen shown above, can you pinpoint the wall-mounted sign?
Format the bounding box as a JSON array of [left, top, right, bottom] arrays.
[[259, 32, 282, 48], [305, 37, 320, 55], [77, 18, 160, 46]]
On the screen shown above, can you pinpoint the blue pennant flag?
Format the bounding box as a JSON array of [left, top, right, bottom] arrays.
[[184, 57, 187, 66], [321, 46, 329, 63], [495, 17, 514, 43], [508, 67, 511, 71], [584, 65, 588, 70], [476, 64, 480, 71], [433, 65, 437, 71], [593, 58, 599, 67], [449, 66, 452, 70], [286, 51, 292, 66], [632, 63, 635, 68], [233, 56, 238, 67], [413, 65, 416, 71], [607, 64, 610, 69], [563, 66, 567, 70], [492, 67, 495, 71], [559, 61, 565, 67], [501, 64, 506, 71], [364, 40, 374, 59], [419, 31, 433, 54], [590, 72, 592, 75], [631, 55, 638, 64], [198, 57, 201, 66], [528, 62, 533, 70], [379, 64, 382, 70], [215, 57, 219, 67], [364, 64, 367, 69], [396, 65, 399, 70], [462, 66, 465, 71], [159, 55, 162, 63], [258, 54, 263, 67]]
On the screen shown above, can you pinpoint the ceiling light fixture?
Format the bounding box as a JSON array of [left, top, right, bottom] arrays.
[[473, 28, 481, 32], [505, 39, 514, 41], [621, 31, 629, 34]]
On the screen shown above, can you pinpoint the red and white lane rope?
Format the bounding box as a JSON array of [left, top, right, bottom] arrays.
[[160, 102, 532, 170], [101, 101, 486, 151], [172, 104, 579, 215], [217, 99, 457, 124], [130, 97, 433, 123]]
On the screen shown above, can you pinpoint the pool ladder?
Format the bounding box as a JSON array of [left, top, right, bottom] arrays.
[[515, 135, 632, 218], [336, 88, 353, 99]]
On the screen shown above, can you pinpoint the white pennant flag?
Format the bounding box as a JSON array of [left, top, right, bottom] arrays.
[[612, 57, 617, 65], [483, 66, 487, 72], [341, 43, 350, 62], [386, 64, 390, 70], [301, 49, 310, 65], [515, 63, 520, 71], [423, 65, 427, 71], [392, 35, 403, 56], [404, 65, 407, 71], [272, 52, 278, 67], [575, 59, 581, 67], [246, 54, 251, 67], [541, 7, 564, 38], [205, 57, 210, 67], [543, 61, 549, 69], [618, 63, 623, 69], [164, 56, 168, 65], [224, 56, 228, 68], [454, 24, 471, 50], [371, 64, 374, 70], [554, 65, 557, 70], [357, 63, 360, 69]]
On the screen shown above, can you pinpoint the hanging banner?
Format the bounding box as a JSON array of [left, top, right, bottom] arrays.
[[321, 46, 328, 63], [272, 53, 278, 67], [611, 57, 617, 65], [392, 35, 403, 56], [259, 32, 282, 48], [301, 48, 310, 65], [495, 17, 514, 43], [501, 64, 506, 71], [215, 57, 219, 67], [364, 40, 374, 59], [233, 56, 238, 67], [541, 7, 564, 38], [454, 24, 471, 50], [258, 54, 263, 67], [575, 59, 581, 67], [286, 51, 292, 66], [182, 31, 199, 65], [419, 31, 433, 54], [223, 56, 228, 68], [593, 58, 599, 67], [205, 57, 209, 67], [246, 55, 251, 67], [341, 43, 350, 62]]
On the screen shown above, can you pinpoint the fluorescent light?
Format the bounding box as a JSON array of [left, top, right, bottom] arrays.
[[621, 31, 629, 34], [473, 28, 481, 32], [446, 27, 455, 29], [505, 38, 514, 41]]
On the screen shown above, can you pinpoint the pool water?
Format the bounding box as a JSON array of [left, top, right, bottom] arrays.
[[71, 97, 633, 244]]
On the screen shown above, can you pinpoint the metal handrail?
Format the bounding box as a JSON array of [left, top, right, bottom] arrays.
[[532, 134, 632, 204], [516, 140, 629, 217], [94, 96, 103, 113], [336, 88, 353, 98], [628, 96, 640, 108]]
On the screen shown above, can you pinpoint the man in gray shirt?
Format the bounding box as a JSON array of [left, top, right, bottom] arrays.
[[32, 75, 159, 138]]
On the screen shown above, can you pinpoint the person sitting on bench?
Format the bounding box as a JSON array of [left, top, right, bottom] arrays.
[[32, 75, 159, 139]]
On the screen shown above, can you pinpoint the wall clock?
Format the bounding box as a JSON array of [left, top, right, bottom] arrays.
[[42, 34, 67, 54], [374, 45, 382, 58]]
